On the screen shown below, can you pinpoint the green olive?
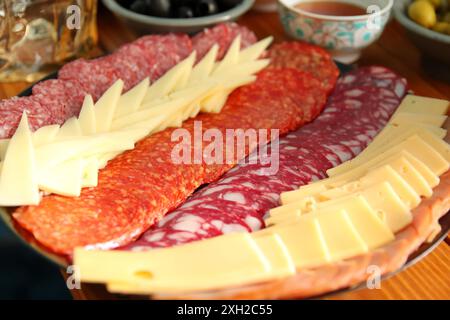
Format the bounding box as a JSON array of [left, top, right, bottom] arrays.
[[408, 0, 437, 28], [432, 21, 449, 33]]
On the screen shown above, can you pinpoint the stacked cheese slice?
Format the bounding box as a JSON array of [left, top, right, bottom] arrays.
[[0, 36, 272, 206], [74, 95, 450, 295]]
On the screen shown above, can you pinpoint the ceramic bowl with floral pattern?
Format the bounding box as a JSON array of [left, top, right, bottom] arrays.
[[278, 0, 394, 63]]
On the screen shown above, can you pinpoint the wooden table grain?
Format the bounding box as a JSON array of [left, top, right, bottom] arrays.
[[2, 7, 449, 300]]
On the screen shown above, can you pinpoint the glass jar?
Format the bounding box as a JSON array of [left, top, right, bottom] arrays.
[[0, 0, 98, 82]]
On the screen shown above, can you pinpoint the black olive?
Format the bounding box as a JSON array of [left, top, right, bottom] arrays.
[[177, 6, 195, 18], [195, 0, 219, 16], [130, 0, 151, 15], [218, 0, 242, 10], [149, 0, 171, 17]]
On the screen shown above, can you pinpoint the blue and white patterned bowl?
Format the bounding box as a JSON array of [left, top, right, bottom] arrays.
[[278, 0, 394, 63]]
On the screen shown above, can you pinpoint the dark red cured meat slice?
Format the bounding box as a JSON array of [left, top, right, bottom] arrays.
[[122, 66, 407, 250], [192, 23, 257, 61], [267, 42, 340, 94], [13, 67, 327, 255], [58, 34, 192, 99], [31, 79, 89, 122], [335, 66, 408, 99], [0, 96, 52, 138]]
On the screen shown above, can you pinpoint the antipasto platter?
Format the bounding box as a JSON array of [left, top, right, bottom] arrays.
[[0, 23, 449, 299]]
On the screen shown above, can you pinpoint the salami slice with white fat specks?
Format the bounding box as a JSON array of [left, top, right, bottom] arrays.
[[0, 97, 52, 138], [192, 23, 257, 61], [123, 66, 408, 251], [335, 65, 409, 98]]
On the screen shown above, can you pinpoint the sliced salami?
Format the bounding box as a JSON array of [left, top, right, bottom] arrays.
[[0, 97, 52, 138], [336, 65, 409, 99], [192, 23, 257, 60], [267, 42, 340, 94], [123, 66, 408, 250]]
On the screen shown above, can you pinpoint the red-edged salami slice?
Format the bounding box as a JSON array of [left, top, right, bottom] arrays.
[[192, 23, 257, 60], [123, 66, 408, 251], [267, 42, 340, 94]]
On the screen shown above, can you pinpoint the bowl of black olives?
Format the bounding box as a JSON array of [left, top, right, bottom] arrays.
[[102, 0, 254, 34]]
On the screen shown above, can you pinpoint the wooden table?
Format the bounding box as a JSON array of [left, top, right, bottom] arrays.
[[2, 7, 449, 300]]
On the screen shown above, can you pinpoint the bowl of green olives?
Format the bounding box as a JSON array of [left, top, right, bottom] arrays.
[[394, 0, 450, 65], [102, 0, 254, 34]]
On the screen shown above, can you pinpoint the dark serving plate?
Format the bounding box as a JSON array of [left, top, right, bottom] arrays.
[[0, 62, 448, 299]]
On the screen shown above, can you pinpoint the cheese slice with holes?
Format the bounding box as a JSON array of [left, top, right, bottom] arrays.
[[394, 95, 449, 115], [320, 165, 421, 209], [106, 233, 296, 295], [390, 112, 448, 127], [0, 113, 40, 206], [75, 233, 281, 293], [266, 197, 395, 250]]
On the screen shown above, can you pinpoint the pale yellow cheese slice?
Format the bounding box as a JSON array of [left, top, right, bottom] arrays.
[[114, 77, 149, 118], [394, 95, 449, 115], [94, 79, 124, 133], [57, 116, 82, 138], [255, 218, 329, 269], [81, 157, 99, 187], [33, 124, 60, 146], [39, 158, 84, 197], [390, 112, 448, 127], [328, 132, 450, 177], [78, 95, 96, 135], [320, 165, 421, 209], [142, 52, 196, 103], [75, 233, 276, 293], [281, 151, 434, 205], [0, 113, 40, 206], [266, 197, 395, 250], [189, 44, 218, 84], [360, 124, 446, 159], [213, 35, 241, 76], [239, 36, 273, 63], [106, 232, 295, 295], [316, 210, 368, 261]]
